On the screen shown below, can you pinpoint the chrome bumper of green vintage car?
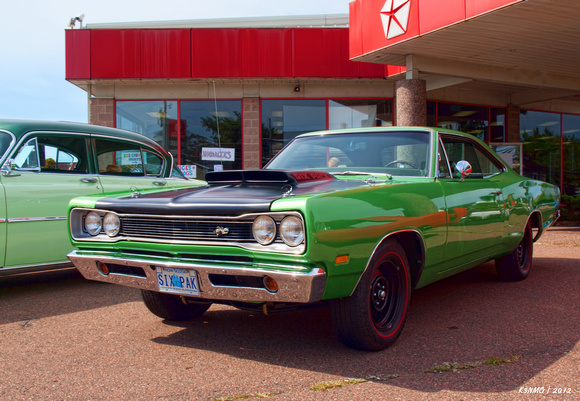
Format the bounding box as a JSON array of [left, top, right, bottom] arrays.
[[68, 251, 326, 303]]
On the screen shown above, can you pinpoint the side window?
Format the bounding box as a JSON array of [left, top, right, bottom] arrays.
[[143, 150, 163, 175], [12, 135, 88, 173], [94, 138, 164, 177], [441, 136, 502, 179], [13, 138, 40, 170]]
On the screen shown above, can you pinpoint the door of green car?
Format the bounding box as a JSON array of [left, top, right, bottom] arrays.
[[92, 137, 198, 193], [1, 134, 102, 268], [437, 135, 505, 270]]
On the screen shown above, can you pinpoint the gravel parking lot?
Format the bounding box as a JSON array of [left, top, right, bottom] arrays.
[[1, 226, 578, 401]]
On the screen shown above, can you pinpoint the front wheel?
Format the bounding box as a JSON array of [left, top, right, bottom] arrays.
[[495, 223, 533, 281], [330, 239, 411, 351], [141, 290, 211, 321]]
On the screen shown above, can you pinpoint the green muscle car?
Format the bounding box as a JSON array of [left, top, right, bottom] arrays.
[[67, 127, 560, 351]]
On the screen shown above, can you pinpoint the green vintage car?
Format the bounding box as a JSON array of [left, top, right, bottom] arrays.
[[0, 119, 204, 276], [67, 127, 560, 350]]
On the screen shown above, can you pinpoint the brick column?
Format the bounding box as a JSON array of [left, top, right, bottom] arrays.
[[243, 97, 261, 169], [89, 98, 115, 127], [506, 104, 521, 142], [395, 79, 427, 126]]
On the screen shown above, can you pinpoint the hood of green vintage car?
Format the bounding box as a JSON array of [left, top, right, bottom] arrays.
[[93, 170, 370, 215]]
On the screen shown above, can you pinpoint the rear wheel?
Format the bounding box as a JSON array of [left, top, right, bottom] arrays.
[[141, 290, 211, 321], [330, 239, 411, 351], [495, 223, 533, 281]]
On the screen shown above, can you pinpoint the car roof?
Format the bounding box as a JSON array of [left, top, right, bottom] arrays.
[[0, 119, 164, 152]]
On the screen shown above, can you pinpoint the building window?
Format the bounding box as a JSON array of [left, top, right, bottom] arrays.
[[436, 103, 490, 141], [490, 108, 506, 142], [328, 99, 393, 129], [116, 101, 179, 157], [117, 100, 242, 180], [179, 100, 242, 179], [428, 101, 506, 143], [261, 99, 326, 166], [563, 114, 580, 195], [520, 110, 562, 187]]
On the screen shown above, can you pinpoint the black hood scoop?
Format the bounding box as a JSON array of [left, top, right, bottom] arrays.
[[205, 169, 336, 186], [95, 170, 361, 216]]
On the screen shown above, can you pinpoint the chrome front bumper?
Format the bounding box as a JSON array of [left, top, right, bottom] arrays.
[[68, 251, 326, 303]]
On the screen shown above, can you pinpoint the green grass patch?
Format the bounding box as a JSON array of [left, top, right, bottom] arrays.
[[425, 354, 520, 373], [310, 379, 367, 391], [212, 393, 279, 401]]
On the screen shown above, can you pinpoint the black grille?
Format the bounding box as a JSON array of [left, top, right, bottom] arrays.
[[120, 217, 254, 242]]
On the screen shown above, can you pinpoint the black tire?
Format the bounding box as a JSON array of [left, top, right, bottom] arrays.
[[330, 239, 411, 351], [495, 223, 533, 282], [141, 290, 211, 321]]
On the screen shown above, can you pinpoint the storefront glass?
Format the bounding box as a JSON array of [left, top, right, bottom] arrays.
[[116, 100, 179, 157], [328, 99, 393, 129], [436, 103, 489, 141], [179, 100, 242, 179], [520, 110, 561, 187], [117, 100, 242, 180], [490, 108, 506, 142], [261, 99, 326, 166], [563, 114, 580, 195], [426, 101, 436, 127]]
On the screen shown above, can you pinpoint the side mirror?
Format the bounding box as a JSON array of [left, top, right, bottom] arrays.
[[455, 160, 472, 182], [1, 158, 20, 177]]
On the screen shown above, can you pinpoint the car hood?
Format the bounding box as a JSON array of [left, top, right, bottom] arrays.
[[94, 170, 368, 215]]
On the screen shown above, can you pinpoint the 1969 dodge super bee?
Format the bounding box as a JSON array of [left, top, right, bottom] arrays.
[[68, 127, 560, 351]]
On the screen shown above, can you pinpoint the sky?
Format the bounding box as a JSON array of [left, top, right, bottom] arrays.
[[0, 0, 352, 124]]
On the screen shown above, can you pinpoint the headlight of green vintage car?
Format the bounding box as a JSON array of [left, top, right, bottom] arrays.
[[67, 127, 560, 351]]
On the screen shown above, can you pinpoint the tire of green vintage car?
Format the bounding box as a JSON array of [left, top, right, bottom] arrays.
[[141, 290, 211, 321], [330, 239, 411, 351], [495, 223, 533, 282]]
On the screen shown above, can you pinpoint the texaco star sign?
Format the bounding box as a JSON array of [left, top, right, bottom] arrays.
[[380, 0, 412, 39]]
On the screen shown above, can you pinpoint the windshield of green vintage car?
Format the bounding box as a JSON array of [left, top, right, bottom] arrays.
[[0, 132, 12, 160], [265, 130, 431, 177]]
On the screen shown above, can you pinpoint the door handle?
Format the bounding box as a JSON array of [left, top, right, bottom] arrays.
[[80, 177, 98, 183], [152, 181, 166, 186]]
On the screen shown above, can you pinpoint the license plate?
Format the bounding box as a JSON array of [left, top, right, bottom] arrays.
[[156, 267, 200, 296]]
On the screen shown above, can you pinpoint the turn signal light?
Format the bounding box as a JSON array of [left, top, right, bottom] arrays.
[[263, 276, 278, 293], [97, 261, 110, 275], [335, 255, 349, 264]]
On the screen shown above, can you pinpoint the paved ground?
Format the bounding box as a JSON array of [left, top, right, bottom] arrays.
[[0, 226, 578, 401]]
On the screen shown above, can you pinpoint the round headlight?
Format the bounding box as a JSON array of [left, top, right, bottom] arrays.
[[280, 216, 304, 247], [85, 212, 102, 236], [252, 215, 276, 245], [103, 213, 120, 237]]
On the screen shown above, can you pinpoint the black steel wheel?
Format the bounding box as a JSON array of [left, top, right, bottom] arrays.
[[141, 290, 211, 321], [330, 239, 411, 351], [495, 223, 533, 281]]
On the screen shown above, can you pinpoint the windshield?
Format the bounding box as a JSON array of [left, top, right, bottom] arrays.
[[265, 130, 432, 177], [0, 132, 14, 161]]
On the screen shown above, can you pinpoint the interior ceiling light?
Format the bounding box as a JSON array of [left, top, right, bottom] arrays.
[[452, 110, 478, 117]]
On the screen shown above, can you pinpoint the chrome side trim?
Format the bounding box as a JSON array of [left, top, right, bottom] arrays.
[[68, 251, 326, 303], [7, 216, 66, 223], [0, 261, 74, 276]]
